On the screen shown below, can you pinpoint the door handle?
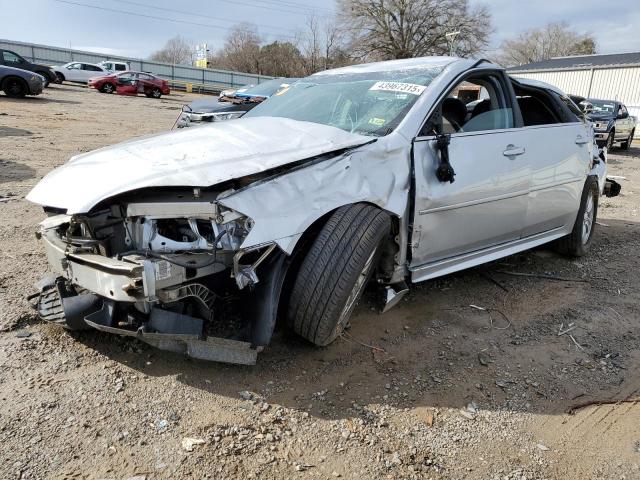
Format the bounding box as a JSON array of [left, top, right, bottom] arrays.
[[575, 136, 589, 145], [503, 145, 525, 157]]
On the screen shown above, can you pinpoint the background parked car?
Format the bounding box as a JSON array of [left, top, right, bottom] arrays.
[[177, 78, 297, 127], [89, 71, 169, 98], [52, 62, 108, 84], [96, 61, 129, 73], [0, 49, 56, 87], [0, 65, 45, 98], [219, 83, 253, 98], [580, 98, 636, 150]]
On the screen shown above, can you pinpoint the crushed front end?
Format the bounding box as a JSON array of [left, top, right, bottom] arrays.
[[31, 189, 286, 365]]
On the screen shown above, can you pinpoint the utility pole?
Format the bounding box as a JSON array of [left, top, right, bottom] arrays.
[[445, 31, 461, 57]]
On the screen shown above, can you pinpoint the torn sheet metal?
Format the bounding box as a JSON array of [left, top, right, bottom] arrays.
[[220, 135, 412, 255], [26, 117, 370, 214]]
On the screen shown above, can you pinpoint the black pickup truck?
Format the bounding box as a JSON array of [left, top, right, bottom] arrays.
[[572, 96, 637, 150]]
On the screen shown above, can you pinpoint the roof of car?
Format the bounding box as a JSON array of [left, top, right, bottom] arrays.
[[312, 56, 459, 76], [511, 76, 565, 95], [508, 52, 640, 72]]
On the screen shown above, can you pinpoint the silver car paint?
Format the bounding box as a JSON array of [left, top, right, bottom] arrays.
[[29, 58, 604, 289]]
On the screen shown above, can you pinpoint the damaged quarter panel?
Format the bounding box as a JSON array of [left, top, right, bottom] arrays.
[[219, 134, 411, 255]]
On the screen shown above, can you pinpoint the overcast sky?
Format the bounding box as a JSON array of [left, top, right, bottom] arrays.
[[1, 0, 638, 59]]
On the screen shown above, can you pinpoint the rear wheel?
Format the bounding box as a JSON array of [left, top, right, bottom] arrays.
[[2, 77, 28, 98], [621, 129, 635, 150], [286, 204, 391, 346], [554, 176, 598, 257], [100, 82, 115, 93]]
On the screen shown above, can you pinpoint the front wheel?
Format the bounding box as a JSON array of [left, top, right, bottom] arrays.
[[35, 71, 50, 87], [286, 204, 391, 346], [100, 82, 115, 93], [149, 88, 162, 99], [606, 131, 615, 150], [554, 176, 598, 257], [55, 72, 65, 83]]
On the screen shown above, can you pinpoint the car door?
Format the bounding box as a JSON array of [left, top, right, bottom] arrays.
[[1, 50, 29, 71], [64, 63, 83, 82], [618, 105, 632, 139], [514, 89, 592, 237], [410, 70, 529, 275]]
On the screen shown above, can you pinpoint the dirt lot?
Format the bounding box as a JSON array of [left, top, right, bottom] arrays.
[[1, 84, 639, 480]]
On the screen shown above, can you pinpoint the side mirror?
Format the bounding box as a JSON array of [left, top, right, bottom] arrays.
[[617, 112, 628, 119]]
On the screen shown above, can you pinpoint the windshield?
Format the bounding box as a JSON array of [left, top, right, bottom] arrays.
[[244, 66, 445, 137], [588, 100, 616, 114], [239, 78, 297, 98]]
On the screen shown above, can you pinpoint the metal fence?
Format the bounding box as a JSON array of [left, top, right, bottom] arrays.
[[0, 39, 273, 93]]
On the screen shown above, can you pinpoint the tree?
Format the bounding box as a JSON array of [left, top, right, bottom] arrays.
[[497, 22, 597, 67], [337, 0, 492, 60], [216, 23, 263, 73], [149, 36, 193, 65], [259, 41, 306, 77]]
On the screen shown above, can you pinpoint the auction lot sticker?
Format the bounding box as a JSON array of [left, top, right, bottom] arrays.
[[370, 81, 426, 95]]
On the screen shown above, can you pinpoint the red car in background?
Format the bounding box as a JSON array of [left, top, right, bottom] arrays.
[[88, 71, 170, 98]]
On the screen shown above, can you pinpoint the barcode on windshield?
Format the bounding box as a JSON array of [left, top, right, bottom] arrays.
[[369, 82, 426, 95]]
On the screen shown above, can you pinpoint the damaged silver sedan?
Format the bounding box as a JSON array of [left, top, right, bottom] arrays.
[[27, 57, 618, 364]]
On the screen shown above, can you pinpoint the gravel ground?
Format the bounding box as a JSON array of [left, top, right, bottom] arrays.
[[1, 84, 639, 480]]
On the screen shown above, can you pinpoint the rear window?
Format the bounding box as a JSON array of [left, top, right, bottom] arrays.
[[115, 64, 127, 71]]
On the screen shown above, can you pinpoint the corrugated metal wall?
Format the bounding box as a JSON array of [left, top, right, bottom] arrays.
[[512, 66, 640, 137], [0, 39, 273, 92]]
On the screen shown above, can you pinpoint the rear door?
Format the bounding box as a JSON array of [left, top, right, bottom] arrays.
[[514, 87, 590, 237], [410, 70, 530, 271]]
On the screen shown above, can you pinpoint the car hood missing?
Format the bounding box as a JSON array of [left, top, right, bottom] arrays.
[[27, 117, 371, 213]]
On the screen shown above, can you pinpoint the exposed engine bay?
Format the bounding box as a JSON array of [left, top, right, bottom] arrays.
[[33, 187, 285, 365]]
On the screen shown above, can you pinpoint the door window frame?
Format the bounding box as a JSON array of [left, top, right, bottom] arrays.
[[415, 68, 523, 141]]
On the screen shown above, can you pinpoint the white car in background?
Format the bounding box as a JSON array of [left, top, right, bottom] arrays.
[[97, 61, 130, 73], [52, 62, 108, 84]]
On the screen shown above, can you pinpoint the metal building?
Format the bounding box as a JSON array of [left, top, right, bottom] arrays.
[[508, 52, 640, 137]]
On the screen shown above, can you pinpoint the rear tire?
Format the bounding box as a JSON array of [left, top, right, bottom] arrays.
[[621, 129, 634, 150], [554, 176, 598, 257], [286, 204, 391, 346], [2, 76, 28, 98]]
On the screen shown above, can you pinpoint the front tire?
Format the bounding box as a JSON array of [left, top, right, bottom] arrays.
[[35, 71, 51, 87], [2, 77, 28, 98], [286, 204, 391, 346], [606, 130, 615, 150], [55, 72, 65, 83], [621, 129, 634, 150], [554, 176, 598, 257], [100, 82, 115, 93]]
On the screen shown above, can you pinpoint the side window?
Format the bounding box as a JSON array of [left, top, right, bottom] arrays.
[[3, 50, 24, 64], [83, 64, 102, 71], [620, 105, 628, 117], [557, 94, 584, 122], [423, 73, 514, 135], [115, 63, 127, 71], [511, 83, 568, 126], [102, 62, 113, 70], [67, 63, 81, 70]]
